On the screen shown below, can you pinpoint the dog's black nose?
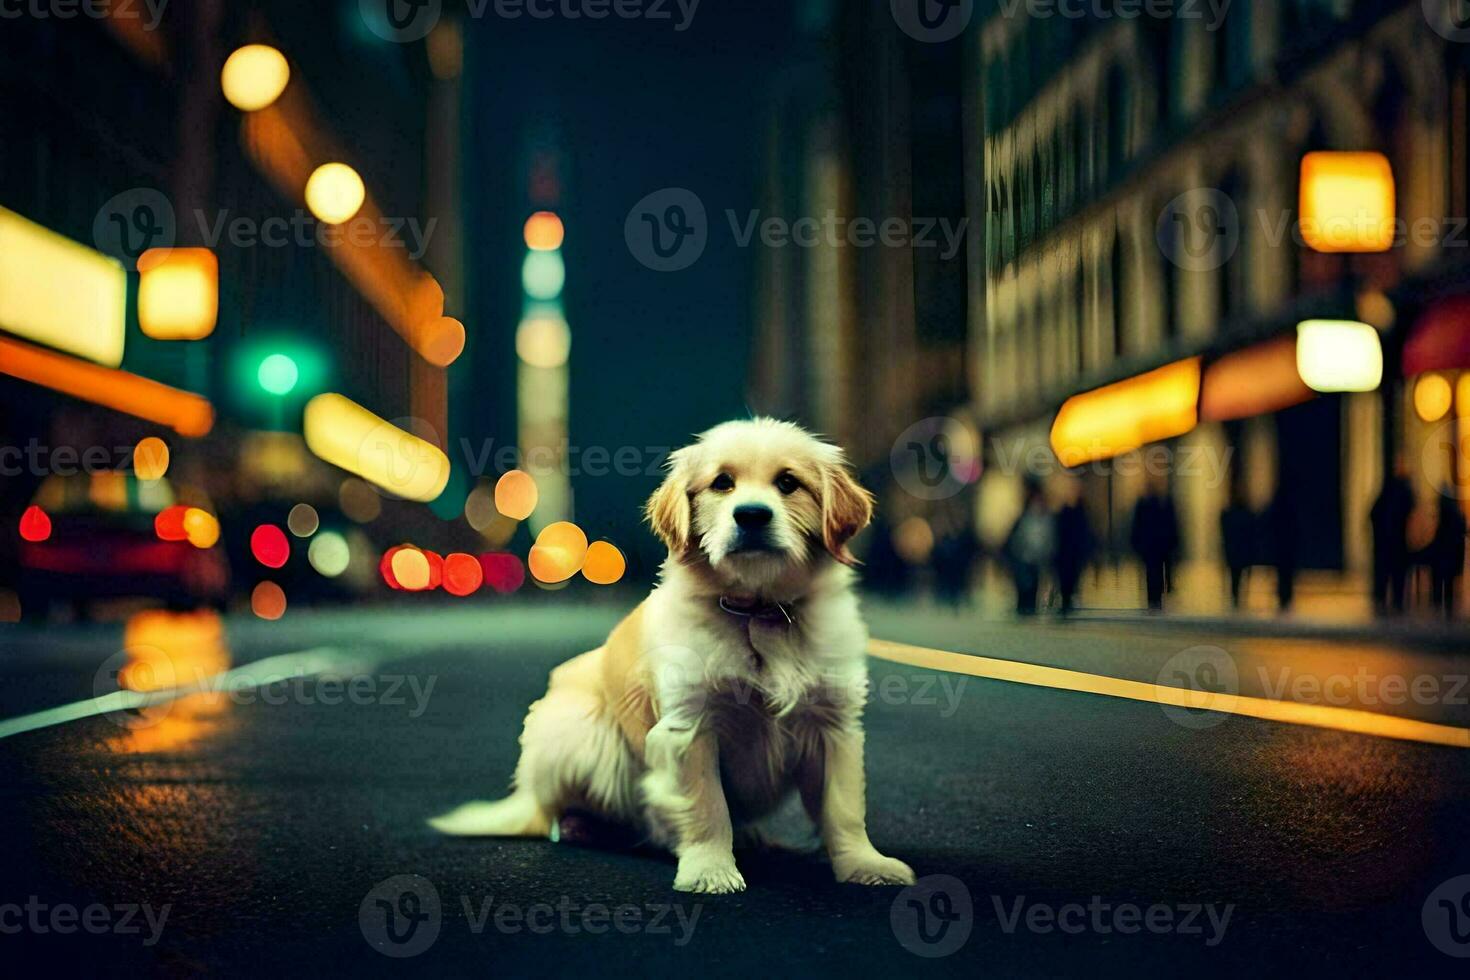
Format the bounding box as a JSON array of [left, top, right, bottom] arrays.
[[733, 504, 773, 529]]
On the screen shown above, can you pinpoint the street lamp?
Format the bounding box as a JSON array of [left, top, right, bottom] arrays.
[[257, 353, 299, 396]]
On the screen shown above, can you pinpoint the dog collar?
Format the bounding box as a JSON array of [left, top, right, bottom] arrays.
[[718, 595, 795, 626]]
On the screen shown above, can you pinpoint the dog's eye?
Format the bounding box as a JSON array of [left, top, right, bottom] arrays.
[[774, 472, 800, 495], [710, 473, 735, 492]]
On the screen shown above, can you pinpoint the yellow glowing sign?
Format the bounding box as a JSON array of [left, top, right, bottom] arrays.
[[1299, 151, 1395, 253], [1295, 320, 1383, 393], [1049, 358, 1201, 466], [1414, 374, 1453, 422], [0, 206, 126, 366], [303, 393, 450, 502], [138, 248, 218, 340], [221, 44, 291, 112], [305, 163, 366, 225]]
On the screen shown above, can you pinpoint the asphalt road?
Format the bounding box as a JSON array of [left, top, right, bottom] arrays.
[[2, 600, 1469, 977]]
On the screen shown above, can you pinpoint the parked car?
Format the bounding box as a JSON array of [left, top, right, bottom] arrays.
[[17, 472, 229, 619]]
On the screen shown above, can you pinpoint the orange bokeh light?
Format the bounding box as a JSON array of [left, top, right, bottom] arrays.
[[251, 581, 287, 620], [183, 508, 221, 549], [523, 211, 565, 251], [443, 553, 484, 596], [391, 547, 432, 591], [529, 521, 589, 584], [582, 541, 626, 585], [494, 469, 539, 521], [134, 436, 170, 480]]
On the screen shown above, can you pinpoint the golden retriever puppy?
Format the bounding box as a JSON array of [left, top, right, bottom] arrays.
[[429, 418, 914, 893]]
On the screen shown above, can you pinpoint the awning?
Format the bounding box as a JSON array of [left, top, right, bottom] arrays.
[[1404, 295, 1470, 375], [1199, 335, 1314, 422]]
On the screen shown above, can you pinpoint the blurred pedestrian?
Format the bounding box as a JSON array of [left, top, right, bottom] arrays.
[[1053, 481, 1092, 615], [1369, 461, 1415, 615], [931, 512, 980, 609], [1005, 479, 1054, 616], [1219, 485, 1256, 609], [1266, 487, 1297, 612], [1428, 492, 1467, 618], [1130, 474, 1179, 612]]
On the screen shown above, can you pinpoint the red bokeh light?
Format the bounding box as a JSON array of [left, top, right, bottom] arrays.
[[424, 550, 444, 591], [479, 552, 525, 594], [443, 552, 483, 597], [154, 504, 189, 541], [19, 505, 51, 543], [250, 524, 290, 568]]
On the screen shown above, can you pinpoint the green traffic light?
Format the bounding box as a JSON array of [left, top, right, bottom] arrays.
[[257, 353, 299, 395]]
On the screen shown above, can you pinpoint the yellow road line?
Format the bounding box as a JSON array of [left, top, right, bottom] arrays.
[[868, 638, 1470, 749]]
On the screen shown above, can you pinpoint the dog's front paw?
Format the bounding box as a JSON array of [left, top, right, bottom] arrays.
[[674, 848, 746, 894], [833, 850, 915, 886]]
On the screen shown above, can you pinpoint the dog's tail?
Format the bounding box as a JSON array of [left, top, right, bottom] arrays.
[[427, 791, 552, 838]]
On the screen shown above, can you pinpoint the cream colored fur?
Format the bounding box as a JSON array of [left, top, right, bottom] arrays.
[[428, 419, 915, 893]]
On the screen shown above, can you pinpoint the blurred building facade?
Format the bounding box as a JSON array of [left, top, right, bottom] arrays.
[[972, 0, 1470, 592], [749, 0, 971, 542], [0, 4, 466, 592], [748, 0, 1470, 608]]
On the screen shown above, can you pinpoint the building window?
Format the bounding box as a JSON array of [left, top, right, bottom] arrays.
[[1074, 260, 1088, 375], [1217, 166, 1248, 328], [1106, 66, 1130, 180], [1110, 228, 1128, 359]]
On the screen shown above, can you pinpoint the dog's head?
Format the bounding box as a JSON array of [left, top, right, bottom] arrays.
[[646, 418, 873, 590]]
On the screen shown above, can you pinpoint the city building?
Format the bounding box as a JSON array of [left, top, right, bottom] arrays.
[[970, 0, 1470, 605]]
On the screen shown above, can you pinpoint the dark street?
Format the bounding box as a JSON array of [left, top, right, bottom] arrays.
[[3, 604, 1468, 975], [7, 1, 1470, 974]]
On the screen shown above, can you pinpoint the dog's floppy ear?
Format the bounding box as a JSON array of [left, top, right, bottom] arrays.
[[646, 447, 693, 554], [821, 460, 874, 567]]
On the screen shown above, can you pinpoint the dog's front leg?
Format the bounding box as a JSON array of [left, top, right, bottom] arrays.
[[643, 717, 745, 894], [805, 725, 916, 886]]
